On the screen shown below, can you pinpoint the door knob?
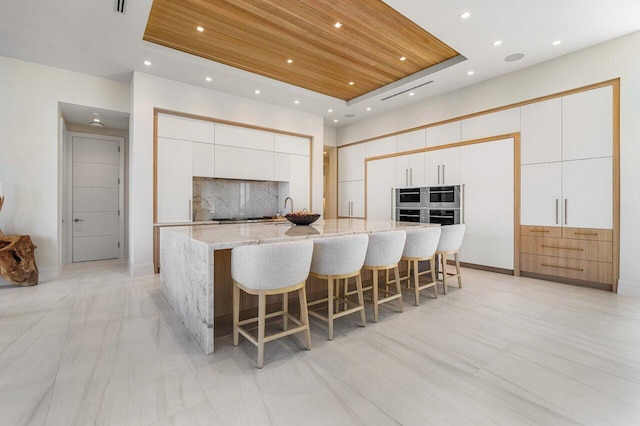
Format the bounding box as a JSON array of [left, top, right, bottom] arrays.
[[74, 218, 84, 222]]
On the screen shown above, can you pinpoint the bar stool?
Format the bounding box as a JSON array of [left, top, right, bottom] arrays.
[[232, 239, 313, 369], [308, 234, 369, 340], [399, 227, 442, 306], [435, 224, 466, 295], [362, 230, 406, 323]]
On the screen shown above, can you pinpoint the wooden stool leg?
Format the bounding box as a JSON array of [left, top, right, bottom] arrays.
[[299, 285, 311, 350], [283, 291, 288, 331], [441, 254, 448, 295], [372, 270, 379, 323], [355, 273, 366, 326], [328, 277, 335, 340], [431, 258, 438, 299], [257, 292, 266, 369], [394, 266, 403, 312], [455, 253, 462, 288], [233, 282, 240, 346], [412, 260, 420, 306]]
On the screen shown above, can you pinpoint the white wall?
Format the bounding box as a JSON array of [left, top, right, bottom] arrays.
[[129, 72, 325, 276], [0, 56, 130, 279], [337, 31, 640, 296]]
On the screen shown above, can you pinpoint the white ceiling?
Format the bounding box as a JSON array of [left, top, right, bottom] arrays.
[[2, 0, 640, 128]]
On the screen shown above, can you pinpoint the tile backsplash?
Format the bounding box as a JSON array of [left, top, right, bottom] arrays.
[[193, 178, 279, 221]]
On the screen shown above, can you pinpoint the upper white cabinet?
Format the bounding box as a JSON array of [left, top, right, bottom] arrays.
[[521, 98, 562, 165], [288, 154, 311, 211], [157, 138, 193, 223], [365, 136, 396, 158], [272, 152, 290, 181], [562, 157, 612, 229], [215, 123, 274, 151], [395, 153, 424, 187], [366, 157, 396, 220], [562, 86, 613, 161], [460, 138, 514, 269], [396, 129, 425, 153], [157, 114, 215, 144], [461, 108, 520, 141], [274, 134, 310, 155], [338, 143, 365, 182], [214, 145, 273, 181], [192, 142, 215, 178], [424, 147, 460, 186], [426, 121, 461, 147]]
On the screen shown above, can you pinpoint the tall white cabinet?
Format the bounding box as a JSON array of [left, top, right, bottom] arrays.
[[157, 138, 193, 223]]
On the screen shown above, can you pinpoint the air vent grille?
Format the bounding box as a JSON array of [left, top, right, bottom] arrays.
[[115, 0, 126, 13], [381, 81, 434, 101]]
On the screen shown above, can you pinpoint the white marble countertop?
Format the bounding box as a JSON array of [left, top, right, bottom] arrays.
[[161, 219, 436, 250]]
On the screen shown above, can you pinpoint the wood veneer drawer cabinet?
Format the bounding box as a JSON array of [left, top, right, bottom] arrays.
[[520, 254, 613, 285], [561, 227, 612, 241], [520, 225, 562, 238], [521, 236, 612, 263]]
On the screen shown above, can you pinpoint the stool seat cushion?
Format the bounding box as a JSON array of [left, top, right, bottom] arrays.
[[364, 230, 406, 267], [402, 227, 441, 258], [310, 234, 369, 276]]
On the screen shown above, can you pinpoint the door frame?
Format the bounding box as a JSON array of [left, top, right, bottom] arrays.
[[65, 132, 125, 263]]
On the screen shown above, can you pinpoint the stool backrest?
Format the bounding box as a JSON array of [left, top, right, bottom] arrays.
[[436, 224, 466, 252], [310, 234, 369, 276], [231, 239, 313, 290], [364, 230, 407, 267], [403, 227, 441, 258]]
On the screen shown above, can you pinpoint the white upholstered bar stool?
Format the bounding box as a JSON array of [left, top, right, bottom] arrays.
[[435, 224, 466, 295], [362, 230, 406, 323], [307, 234, 369, 340], [232, 239, 313, 369], [399, 227, 442, 306]]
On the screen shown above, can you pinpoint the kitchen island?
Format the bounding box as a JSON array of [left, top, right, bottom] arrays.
[[160, 219, 434, 354]]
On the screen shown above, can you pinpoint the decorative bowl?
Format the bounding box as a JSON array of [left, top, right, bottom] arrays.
[[284, 213, 320, 226]]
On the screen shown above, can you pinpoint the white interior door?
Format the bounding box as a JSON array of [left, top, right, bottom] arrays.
[[72, 136, 121, 262]]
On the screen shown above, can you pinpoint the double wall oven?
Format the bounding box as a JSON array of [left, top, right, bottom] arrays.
[[396, 186, 462, 225]]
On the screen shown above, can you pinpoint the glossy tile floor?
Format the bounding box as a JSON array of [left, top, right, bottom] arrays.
[[1, 260, 640, 425]]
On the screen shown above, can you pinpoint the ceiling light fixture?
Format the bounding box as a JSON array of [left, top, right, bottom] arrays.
[[89, 122, 105, 128], [143, 60, 151, 66], [287, 59, 293, 64], [493, 40, 502, 46], [459, 11, 471, 19], [196, 26, 204, 32], [349, 81, 354, 85], [334, 22, 342, 28], [328, 109, 333, 113], [409, 92, 415, 96], [366, 107, 371, 111], [400, 56, 406, 61], [467, 70, 475, 76], [333, 119, 338, 123], [205, 76, 212, 82], [294, 100, 300, 104], [552, 40, 562, 46], [254, 89, 261, 94]]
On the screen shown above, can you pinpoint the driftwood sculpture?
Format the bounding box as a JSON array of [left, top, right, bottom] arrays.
[[0, 235, 39, 286]]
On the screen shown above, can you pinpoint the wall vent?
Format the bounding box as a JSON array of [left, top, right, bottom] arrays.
[[114, 0, 126, 13], [381, 80, 434, 101]]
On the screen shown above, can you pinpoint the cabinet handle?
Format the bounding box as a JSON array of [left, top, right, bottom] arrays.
[[410, 168, 413, 186], [390, 188, 394, 220], [574, 232, 598, 236], [541, 263, 584, 272], [405, 169, 408, 186], [530, 230, 550, 233], [437, 165, 440, 184], [442, 164, 445, 184], [189, 199, 192, 221], [461, 184, 465, 224], [555, 199, 559, 225], [564, 199, 568, 225], [541, 245, 584, 251]]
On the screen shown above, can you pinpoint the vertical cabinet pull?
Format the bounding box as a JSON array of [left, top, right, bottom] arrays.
[[390, 188, 394, 220], [442, 164, 445, 184], [564, 199, 568, 225], [437, 165, 440, 184], [462, 184, 466, 224], [189, 199, 192, 221], [555, 199, 559, 224], [405, 169, 408, 186], [410, 168, 413, 186]]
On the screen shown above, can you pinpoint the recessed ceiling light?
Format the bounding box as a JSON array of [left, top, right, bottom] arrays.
[[409, 92, 415, 96], [328, 109, 333, 113], [467, 70, 475, 76], [552, 40, 562, 46], [334, 22, 342, 28], [333, 119, 338, 123], [459, 11, 471, 19], [366, 107, 371, 111], [143, 60, 151, 66], [205, 77, 212, 82], [400, 56, 406, 61], [287, 59, 293, 64], [349, 81, 354, 86], [196, 26, 204, 32], [254, 89, 261, 94], [294, 100, 300, 104], [505, 53, 525, 62], [492, 40, 502, 46]]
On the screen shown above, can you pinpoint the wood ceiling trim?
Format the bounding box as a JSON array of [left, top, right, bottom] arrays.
[[144, 0, 460, 100]]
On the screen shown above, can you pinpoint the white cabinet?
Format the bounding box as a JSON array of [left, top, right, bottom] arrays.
[[338, 180, 364, 217], [288, 154, 310, 211], [273, 152, 290, 181], [521, 157, 612, 229], [157, 114, 215, 143], [424, 147, 460, 186], [274, 134, 309, 155], [426, 121, 460, 147], [215, 123, 274, 150], [338, 143, 365, 182], [366, 157, 396, 220], [157, 138, 193, 223], [192, 142, 215, 178], [521, 98, 562, 165], [214, 145, 273, 181], [396, 129, 425, 153], [460, 138, 514, 269], [395, 153, 424, 187], [461, 108, 520, 141], [365, 136, 396, 158]]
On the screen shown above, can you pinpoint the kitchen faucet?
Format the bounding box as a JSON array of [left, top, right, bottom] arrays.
[[284, 197, 294, 214]]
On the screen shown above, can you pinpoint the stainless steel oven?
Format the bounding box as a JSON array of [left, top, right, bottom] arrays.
[[427, 209, 460, 226], [426, 185, 461, 209], [396, 208, 423, 223], [395, 187, 425, 208]]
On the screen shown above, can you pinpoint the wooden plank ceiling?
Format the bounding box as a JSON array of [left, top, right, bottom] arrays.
[[143, 0, 460, 101]]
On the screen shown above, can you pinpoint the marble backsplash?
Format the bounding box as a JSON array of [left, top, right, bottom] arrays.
[[193, 178, 279, 221]]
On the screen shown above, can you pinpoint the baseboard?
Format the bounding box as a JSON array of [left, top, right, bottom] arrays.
[[39, 267, 61, 282], [617, 279, 640, 297], [129, 262, 155, 277]]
